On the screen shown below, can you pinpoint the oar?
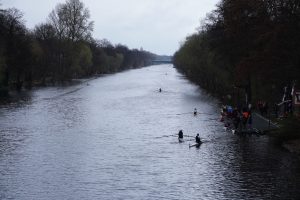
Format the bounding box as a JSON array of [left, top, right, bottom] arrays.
[[176, 112, 192, 115], [183, 135, 194, 138], [154, 134, 177, 139], [188, 137, 209, 144]]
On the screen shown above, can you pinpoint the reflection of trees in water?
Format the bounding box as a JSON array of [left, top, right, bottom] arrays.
[[0, 90, 32, 106]]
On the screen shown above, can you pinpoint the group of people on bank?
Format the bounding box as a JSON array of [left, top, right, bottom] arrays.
[[221, 104, 252, 132]]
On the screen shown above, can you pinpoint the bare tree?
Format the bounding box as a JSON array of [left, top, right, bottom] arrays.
[[48, 0, 94, 42], [3, 8, 25, 34], [34, 23, 56, 41], [48, 4, 67, 40]]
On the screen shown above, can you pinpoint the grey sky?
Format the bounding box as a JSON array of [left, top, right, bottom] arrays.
[[2, 0, 219, 55]]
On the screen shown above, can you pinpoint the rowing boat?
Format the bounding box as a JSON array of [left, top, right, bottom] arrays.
[[178, 138, 184, 143], [189, 142, 202, 148]]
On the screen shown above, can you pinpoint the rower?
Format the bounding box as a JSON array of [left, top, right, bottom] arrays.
[[194, 108, 197, 115], [178, 130, 183, 139], [159, 88, 162, 92], [195, 133, 201, 144]]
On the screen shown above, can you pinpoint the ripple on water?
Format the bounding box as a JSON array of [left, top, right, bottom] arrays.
[[1, 65, 300, 200]]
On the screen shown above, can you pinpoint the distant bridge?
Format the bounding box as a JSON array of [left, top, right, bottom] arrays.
[[151, 59, 173, 65]]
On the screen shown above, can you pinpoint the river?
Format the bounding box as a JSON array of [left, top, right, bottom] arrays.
[[0, 65, 299, 200]]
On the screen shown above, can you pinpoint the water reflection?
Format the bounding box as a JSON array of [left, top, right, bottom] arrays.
[[0, 65, 299, 200]]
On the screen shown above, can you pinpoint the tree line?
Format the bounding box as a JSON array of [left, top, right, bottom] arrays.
[[174, 0, 300, 105], [0, 0, 155, 94]]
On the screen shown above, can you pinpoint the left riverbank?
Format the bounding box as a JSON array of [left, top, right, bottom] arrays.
[[1, 0, 155, 97], [0, 75, 97, 105]]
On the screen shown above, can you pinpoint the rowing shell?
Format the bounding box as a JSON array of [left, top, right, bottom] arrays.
[[189, 142, 202, 148]]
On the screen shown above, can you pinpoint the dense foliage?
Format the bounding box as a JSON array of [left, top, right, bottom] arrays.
[[174, 0, 300, 104], [0, 0, 154, 93]]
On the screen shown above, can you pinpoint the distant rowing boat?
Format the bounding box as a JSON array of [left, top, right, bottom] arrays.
[[178, 138, 184, 143]]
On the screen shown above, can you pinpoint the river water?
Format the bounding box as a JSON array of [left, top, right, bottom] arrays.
[[0, 65, 299, 200]]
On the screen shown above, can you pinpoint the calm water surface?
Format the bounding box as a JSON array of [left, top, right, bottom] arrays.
[[0, 65, 299, 200]]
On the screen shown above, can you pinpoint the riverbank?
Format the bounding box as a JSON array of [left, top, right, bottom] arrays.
[[239, 112, 300, 155], [266, 116, 300, 155], [0, 67, 148, 102], [216, 101, 300, 155], [0, 76, 98, 105]]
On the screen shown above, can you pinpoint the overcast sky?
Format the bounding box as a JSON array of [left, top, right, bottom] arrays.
[[2, 0, 219, 55]]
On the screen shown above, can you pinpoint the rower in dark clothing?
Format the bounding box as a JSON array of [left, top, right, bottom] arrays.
[[178, 130, 184, 142], [178, 130, 183, 139], [194, 108, 197, 116], [195, 133, 201, 144]]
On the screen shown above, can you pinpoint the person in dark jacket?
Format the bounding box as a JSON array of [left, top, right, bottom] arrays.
[[178, 130, 183, 139], [195, 133, 201, 144]]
